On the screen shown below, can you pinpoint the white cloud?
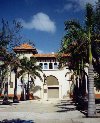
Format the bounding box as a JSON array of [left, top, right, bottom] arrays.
[[20, 12, 56, 33]]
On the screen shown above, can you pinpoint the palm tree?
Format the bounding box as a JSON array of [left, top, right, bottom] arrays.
[[8, 55, 21, 103], [18, 57, 43, 100], [0, 47, 13, 104], [58, 2, 99, 117], [0, 62, 9, 105], [85, 4, 96, 117], [0, 19, 23, 103], [0, 47, 21, 103]]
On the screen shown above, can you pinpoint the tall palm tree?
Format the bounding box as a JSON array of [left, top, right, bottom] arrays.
[[0, 50, 23, 103], [86, 3, 96, 117], [0, 47, 13, 104], [0, 63, 9, 105], [59, 3, 98, 117], [8, 55, 21, 103], [0, 50, 21, 103], [0, 19, 23, 103]]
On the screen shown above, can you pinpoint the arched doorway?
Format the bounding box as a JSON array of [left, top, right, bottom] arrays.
[[46, 75, 59, 98]]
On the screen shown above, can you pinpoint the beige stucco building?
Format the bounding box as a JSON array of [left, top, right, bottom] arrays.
[[5, 43, 72, 100], [1, 43, 100, 100]]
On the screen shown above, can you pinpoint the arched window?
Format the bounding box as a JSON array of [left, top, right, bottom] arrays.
[[44, 63, 48, 69], [39, 63, 43, 69], [54, 63, 58, 69], [49, 63, 53, 69]]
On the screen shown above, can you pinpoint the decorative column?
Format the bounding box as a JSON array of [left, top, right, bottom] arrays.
[[43, 83, 48, 100]]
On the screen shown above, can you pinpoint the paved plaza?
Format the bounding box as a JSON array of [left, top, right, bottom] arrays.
[[0, 99, 100, 123]]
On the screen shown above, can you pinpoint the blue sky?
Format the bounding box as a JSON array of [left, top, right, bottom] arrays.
[[0, 0, 98, 53]]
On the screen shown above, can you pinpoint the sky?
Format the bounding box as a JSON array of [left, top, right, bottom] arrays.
[[0, 0, 98, 53]]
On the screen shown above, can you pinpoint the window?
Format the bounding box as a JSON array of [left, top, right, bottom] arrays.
[[49, 63, 53, 69], [44, 63, 48, 69], [54, 63, 58, 69], [39, 63, 43, 69]]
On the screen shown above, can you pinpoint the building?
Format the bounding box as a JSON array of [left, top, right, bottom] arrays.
[[6, 43, 72, 100], [1, 43, 100, 100]]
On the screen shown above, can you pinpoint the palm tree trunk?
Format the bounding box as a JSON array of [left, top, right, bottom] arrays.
[[20, 76, 27, 101], [13, 70, 19, 103], [88, 64, 96, 117], [2, 82, 10, 105], [20, 84, 24, 101], [87, 28, 96, 117]]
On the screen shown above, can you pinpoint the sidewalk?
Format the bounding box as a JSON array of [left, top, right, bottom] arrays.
[[0, 99, 100, 123]]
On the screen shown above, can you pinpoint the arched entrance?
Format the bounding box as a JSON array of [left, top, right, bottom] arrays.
[[46, 75, 59, 98]]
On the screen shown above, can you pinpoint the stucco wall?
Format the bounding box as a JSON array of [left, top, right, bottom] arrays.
[[7, 52, 72, 100], [33, 67, 71, 99]]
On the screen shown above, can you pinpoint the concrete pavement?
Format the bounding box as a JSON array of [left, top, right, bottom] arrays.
[[0, 99, 100, 123]]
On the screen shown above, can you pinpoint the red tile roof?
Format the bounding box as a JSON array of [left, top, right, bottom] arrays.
[[13, 43, 35, 50], [13, 43, 38, 53], [13, 43, 70, 57], [32, 53, 70, 58]]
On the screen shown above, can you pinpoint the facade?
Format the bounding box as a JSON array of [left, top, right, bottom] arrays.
[[6, 43, 72, 100], [1, 43, 100, 100]]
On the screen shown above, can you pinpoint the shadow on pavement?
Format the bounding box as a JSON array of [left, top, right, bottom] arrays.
[[55, 99, 76, 112], [0, 100, 20, 106], [74, 98, 88, 116], [76, 98, 100, 116], [55, 99, 87, 116], [0, 119, 34, 123]]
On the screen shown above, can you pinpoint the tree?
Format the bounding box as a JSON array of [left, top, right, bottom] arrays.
[[19, 57, 43, 100], [93, 0, 100, 76], [94, 0, 100, 35], [59, 20, 89, 106], [59, 2, 100, 117], [85, 3, 96, 117], [0, 19, 22, 104], [0, 19, 42, 103], [0, 49, 23, 104], [0, 48, 14, 104], [0, 19, 22, 52], [10, 56, 21, 103]]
